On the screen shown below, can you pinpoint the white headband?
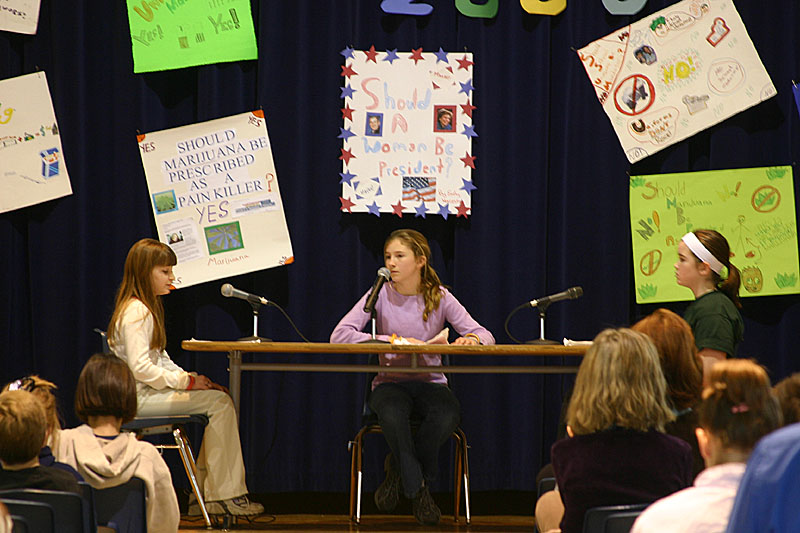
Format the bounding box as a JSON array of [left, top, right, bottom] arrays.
[[682, 232, 724, 275]]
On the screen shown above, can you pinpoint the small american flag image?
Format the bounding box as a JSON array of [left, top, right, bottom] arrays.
[[402, 176, 437, 202]]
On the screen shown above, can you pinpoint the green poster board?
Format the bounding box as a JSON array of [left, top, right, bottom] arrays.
[[126, 0, 257, 73], [630, 166, 799, 303]]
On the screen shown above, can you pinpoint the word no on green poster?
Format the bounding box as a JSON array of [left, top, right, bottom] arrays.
[[126, 0, 258, 73], [629, 166, 800, 304]]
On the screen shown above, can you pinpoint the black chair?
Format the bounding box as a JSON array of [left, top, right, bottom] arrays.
[[583, 503, 649, 533], [92, 478, 147, 533], [9, 514, 31, 533], [0, 489, 90, 533], [94, 328, 212, 528], [537, 476, 556, 500], [347, 354, 471, 524], [2, 499, 53, 533]]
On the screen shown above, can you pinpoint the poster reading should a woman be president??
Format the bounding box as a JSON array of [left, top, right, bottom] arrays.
[[138, 110, 294, 289]]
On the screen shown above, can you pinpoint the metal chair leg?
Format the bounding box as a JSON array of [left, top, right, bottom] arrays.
[[173, 428, 212, 528]]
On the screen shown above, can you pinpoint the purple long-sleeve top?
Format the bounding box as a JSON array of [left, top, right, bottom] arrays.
[[330, 283, 495, 389]]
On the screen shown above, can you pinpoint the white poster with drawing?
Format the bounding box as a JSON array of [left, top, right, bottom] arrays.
[[0, 0, 41, 34], [339, 47, 476, 219], [577, 0, 776, 164], [0, 72, 71, 213], [138, 110, 294, 289]]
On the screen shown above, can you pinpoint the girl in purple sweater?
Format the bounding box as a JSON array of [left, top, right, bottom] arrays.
[[331, 229, 494, 525]]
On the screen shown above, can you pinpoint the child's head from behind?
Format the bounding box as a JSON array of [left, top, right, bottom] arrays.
[[2, 376, 60, 441], [74, 353, 137, 425], [697, 359, 781, 465], [632, 308, 702, 410], [567, 328, 674, 435], [0, 390, 47, 467], [773, 372, 800, 426]]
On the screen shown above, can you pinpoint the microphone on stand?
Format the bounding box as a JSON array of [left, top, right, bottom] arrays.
[[529, 286, 583, 308], [221, 283, 271, 306], [363, 267, 392, 314]]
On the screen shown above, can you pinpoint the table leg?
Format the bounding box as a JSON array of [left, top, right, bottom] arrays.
[[229, 349, 242, 421]]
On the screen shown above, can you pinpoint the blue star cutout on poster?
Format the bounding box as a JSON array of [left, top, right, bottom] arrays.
[[438, 203, 451, 220], [383, 49, 399, 64], [459, 78, 474, 96], [367, 201, 381, 216], [337, 127, 356, 141], [340, 84, 356, 99], [339, 170, 357, 186], [340, 46, 355, 59], [434, 47, 449, 63], [460, 178, 477, 193], [415, 203, 429, 218], [370, 177, 382, 196], [461, 124, 478, 138]]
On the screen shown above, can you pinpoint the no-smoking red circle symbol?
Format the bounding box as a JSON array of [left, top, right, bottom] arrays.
[[614, 74, 655, 116], [751, 185, 780, 213], [639, 249, 662, 276]]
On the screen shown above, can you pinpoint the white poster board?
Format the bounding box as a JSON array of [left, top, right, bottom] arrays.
[[138, 110, 294, 289], [339, 47, 476, 218], [0, 0, 40, 34], [577, 0, 776, 164], [0, 72, 72, 213]]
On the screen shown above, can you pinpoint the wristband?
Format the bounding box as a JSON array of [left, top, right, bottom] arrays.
[[187, 375, 195, 390]]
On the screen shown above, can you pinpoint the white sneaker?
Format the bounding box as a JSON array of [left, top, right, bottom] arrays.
[[219, 495, 264, 516]]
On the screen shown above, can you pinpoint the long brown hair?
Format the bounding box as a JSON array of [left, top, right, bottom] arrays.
[[692, 229, 741, 308], [632, 309, 703, 411], [385, 229, 443, 321], [107, 238, 177, 351], [567, 328, 675, 435]]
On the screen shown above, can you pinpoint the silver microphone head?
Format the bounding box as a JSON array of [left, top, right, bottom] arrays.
[[377, 267, 391, 280], [568, 286, 583, 299], [221, 283, 234, 297]]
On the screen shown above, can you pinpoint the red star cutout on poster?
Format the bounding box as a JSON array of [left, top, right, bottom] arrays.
[[339, 148, 355, 165], [340, 63, 358, 78], [460, 152, 476, 169], [391, 201, 405, 217], [364, 45, 379, 63], [456, 201, 470, 218], [340, 197, 356, 213], [341, 104, 354, 121], [457, 55, 474, 70], [460, 101, 476, 118], [409, 48, 424, 64]]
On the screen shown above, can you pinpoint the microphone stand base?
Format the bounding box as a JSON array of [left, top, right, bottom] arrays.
[[237, 336, 273, 342], [525, 339, 561, 345], [358, 339, 390, 344]]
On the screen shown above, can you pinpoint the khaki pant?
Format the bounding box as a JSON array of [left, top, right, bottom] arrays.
[[137, 387, 248, 502], [535, 488, 564, 533]]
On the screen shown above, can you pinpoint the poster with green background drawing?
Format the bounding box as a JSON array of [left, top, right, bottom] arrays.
[[630, 166, 799, 304], [126, 0, 257, 73]]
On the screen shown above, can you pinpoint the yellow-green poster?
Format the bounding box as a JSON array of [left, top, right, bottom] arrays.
[[630, 166, 799, 303], [126, 0, 257, 73]]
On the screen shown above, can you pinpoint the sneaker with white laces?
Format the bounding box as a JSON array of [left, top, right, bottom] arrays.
[[218, 495, 264, 516]]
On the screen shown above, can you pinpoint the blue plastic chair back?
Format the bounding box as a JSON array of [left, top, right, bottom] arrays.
[[0, 489, 92, 533], [92, 478, 146, 533], [1, 498, 55, 533]]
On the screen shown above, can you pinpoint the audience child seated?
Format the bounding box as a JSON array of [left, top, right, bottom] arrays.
[[534, 328, 692, 533], [55, 353, 180, 533], [3, 376, 82, 481], [0, 390, 80, 494], [632, 309, 705, 478], [724, 421, 800, 532], [631, 359, 782, 532], [773, 372, 800, 426]]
